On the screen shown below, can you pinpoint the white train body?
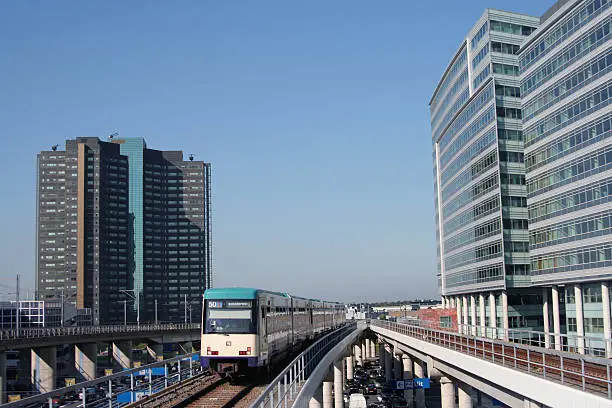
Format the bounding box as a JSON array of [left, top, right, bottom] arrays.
[[201, 288, 345, 372]]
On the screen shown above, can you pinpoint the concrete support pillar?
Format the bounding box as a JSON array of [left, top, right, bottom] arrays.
[[342, 358, 346, 386], [413, 360, 425, 408], [603, 282, 611, 358], [346, 356, 353, 380], [75, 343, 97, 381], [384, 345, 393, 381], [402, 354, 413, 405], [501, 290, 509, 340], [370, 339, 376, 358], [31, 346, 56, 393], [353, 344, 361, 366], [462, 295, 469, 331], [552, 285, 561, 350], [451, 297, 456, 308], [440, 376, 455, 408], [0, 351, 6, 404], [323, 379, 333, 408], [542, 287, 550, 348], [112, 340, 133, 369], [575, 284, 585, 354], [59, 344, 78, 381], [393, 350, 402, 381], [488, 292, 497, 339], [361, 342, 367, 361], [458, 382, 473, 408], [309, 384, 323, 408], [479, 293, 486, 337], [17, 349, 31, 389], [456, 296, 462, 334], [469, 295, 477, 336], [148, 343, 164, 362], [333, 359, 343, 408], [364, 339, 370, 359]]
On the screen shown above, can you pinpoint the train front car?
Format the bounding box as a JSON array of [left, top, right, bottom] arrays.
[[201, 288, 259, 375]]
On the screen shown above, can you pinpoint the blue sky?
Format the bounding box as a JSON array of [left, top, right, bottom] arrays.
[[0, 0, 552, 302]]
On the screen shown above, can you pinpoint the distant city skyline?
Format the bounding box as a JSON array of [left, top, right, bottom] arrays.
[[0, 0, 555, 303]]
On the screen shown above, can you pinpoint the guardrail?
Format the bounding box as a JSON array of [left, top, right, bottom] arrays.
[[5, 351, 202, 408], [0, 323, 200, 341], [442, 320, 612, 357], [397, 317, 612, 357], [251, 322, 360, 408], [372, 319, 612, 399]]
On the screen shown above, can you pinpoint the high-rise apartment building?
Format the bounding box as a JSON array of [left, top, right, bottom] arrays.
[[431, 10, 541, 335], [37, 137, 212, 325], [520, 0, 612, 355]]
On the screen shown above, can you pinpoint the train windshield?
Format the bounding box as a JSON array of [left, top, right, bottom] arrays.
[[205, 300, 256, 334]]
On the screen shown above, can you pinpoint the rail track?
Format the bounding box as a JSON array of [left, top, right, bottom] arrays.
[[183, 379, 267, 408], [124, 370, 272, 408]]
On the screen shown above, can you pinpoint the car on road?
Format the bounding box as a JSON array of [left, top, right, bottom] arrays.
[[349, 393, 367, 408], [364, 383, 377, 395]]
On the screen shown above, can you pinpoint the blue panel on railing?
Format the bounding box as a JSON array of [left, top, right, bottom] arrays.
[[130, 367, 167, 376], [117, 390, 150, 403]]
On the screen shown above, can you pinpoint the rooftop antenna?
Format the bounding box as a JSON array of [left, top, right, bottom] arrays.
[[51, 144, 59, 151], [109, 132, 119, 140], [188, 154, 194, 161]]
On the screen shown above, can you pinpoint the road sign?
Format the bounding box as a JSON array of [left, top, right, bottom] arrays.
[[393, 378, 430, 389], [411, 378, 430, 389]]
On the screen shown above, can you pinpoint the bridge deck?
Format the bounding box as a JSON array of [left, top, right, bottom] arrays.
[[371, 320, 612, 400]]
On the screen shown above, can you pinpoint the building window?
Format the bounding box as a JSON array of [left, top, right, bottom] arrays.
[[585, 317, 604, 333], [567, 317, 577, 332]]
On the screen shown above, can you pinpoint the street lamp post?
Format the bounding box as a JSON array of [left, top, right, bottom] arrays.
[[120, 290, 139, 326], [184, 295, 188, 324]]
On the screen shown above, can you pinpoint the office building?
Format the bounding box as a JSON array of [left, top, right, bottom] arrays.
[[520, 0, 612, 355], [431, 10, 541, 335], [37, 137, 212, 325]]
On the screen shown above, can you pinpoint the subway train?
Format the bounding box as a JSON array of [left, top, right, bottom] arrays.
[[200, 288, 346, 374]]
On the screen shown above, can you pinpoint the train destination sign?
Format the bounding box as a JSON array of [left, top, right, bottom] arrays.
[[208, 300, 252, 308]]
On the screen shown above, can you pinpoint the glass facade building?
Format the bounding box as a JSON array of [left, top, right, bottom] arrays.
[[520, 0, 612, 355], [431, 9, 541, 334], [37, 137, 212, 325]]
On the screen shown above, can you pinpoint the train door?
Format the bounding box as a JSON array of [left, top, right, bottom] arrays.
[[290, 298, 295, 347], [259, 297, 268, 364]]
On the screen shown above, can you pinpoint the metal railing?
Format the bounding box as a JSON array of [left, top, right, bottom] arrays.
[[0, 323, 200, 341], [372, 319, 612, 399], [4, 351, 202, 408], [251, 323, 358, 408], [405, 318, 612, 357]]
